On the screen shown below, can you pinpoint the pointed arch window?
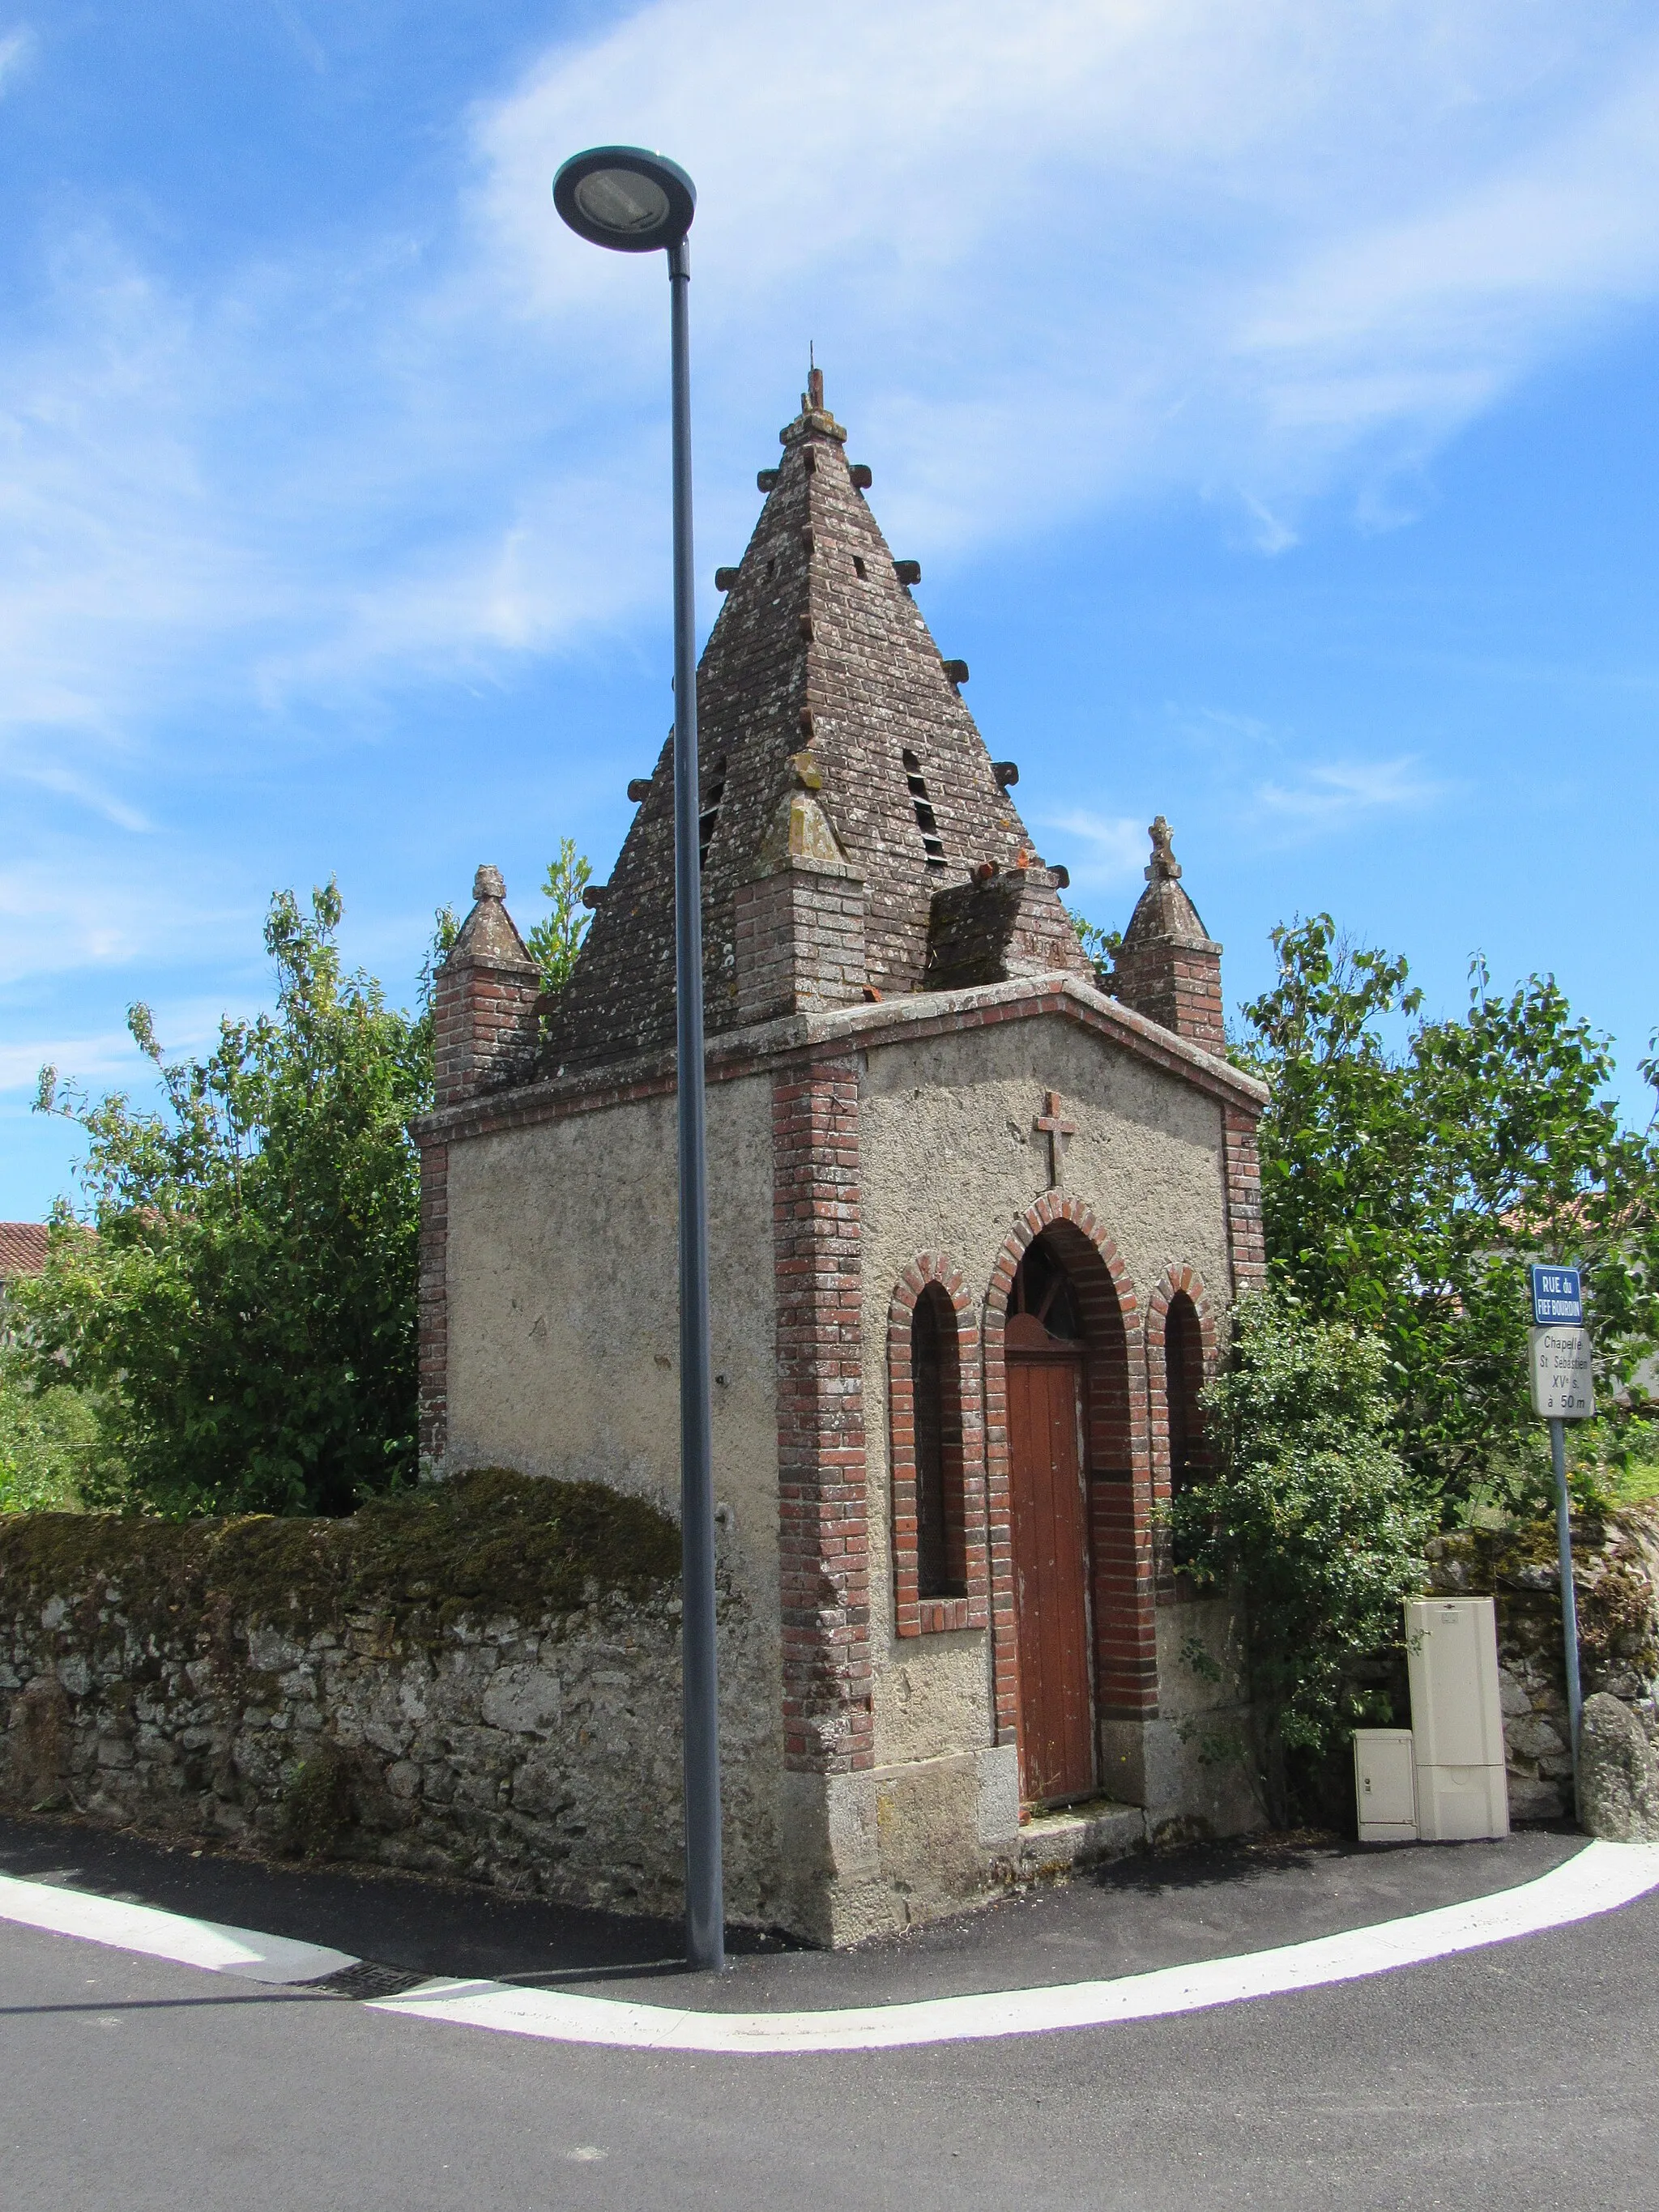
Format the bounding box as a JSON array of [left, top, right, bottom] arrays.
[[1164, 1291, 1206, 1500], [889, 1268, 987, 1638], [1164, 1289, 1208, 1570], [911, 1286, 966, 1601]]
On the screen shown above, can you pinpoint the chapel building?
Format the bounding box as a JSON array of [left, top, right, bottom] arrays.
[[413, 373, 1269, 1945]]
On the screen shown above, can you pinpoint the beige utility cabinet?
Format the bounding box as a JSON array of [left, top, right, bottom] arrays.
[[1353, 1729, 1418, 1843], [1405, 1597, 1510, 1840]]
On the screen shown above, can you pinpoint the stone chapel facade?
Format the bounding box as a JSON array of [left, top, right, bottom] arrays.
[[412, 373, 1269, 1945]]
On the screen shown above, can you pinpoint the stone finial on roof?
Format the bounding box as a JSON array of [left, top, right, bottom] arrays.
[[753, 751, 853, 877], [1146, 815, 1180, 882], [1124, 818, 1212, 950], [448, 864, 535, 972], [1111, 816, 1226, 1051], [782, 359, 847, 447], [433, 864, 540, 1108]]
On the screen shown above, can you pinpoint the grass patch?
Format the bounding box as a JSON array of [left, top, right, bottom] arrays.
[[1610, 1451, 1659, 1507]]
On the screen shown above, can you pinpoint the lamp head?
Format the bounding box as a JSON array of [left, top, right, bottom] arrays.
[[553, 147, 696, 254]]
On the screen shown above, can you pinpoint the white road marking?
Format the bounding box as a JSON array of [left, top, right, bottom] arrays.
[[3, 1842, 1657, 2052], [369, 1842, 1659, 2053], [0, 1870, 356, 1986]]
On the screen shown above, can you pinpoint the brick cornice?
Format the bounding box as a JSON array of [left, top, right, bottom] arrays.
[[410, 971, 1268, 1149]]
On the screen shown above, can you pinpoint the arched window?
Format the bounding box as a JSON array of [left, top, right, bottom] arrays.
[[911, 1285, 966, 1600], [1164, 1290, 1208, 1506]]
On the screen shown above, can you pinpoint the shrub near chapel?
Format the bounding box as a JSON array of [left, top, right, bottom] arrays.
[[14, 884, 429, 1519], [1239, 917, 1659, 1516]]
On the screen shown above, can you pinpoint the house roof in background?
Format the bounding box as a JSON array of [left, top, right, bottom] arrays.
[[0, 1223, 49, 1280]]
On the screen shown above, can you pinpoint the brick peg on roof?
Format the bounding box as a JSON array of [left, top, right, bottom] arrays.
[[1109, 817, 1226, 1054], [539, 365, 1089, 1076], [433, 865, 542, 1109]]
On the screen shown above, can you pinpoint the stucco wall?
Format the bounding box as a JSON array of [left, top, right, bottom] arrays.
[[440, 1073, 786, 1872], [1137, 1594, 1261, 1836], [445, 1078, 777, 1548], [859, 1014, 1235, 1779]]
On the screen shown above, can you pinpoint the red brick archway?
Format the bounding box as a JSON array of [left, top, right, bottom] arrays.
[[983, 1196, 1151, 1782]]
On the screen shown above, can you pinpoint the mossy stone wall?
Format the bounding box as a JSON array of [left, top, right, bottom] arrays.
[[0, 1469, 780, 1922], [1427, 1504, 1659, 1820]]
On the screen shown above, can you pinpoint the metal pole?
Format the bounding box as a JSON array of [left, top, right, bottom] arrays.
[[667, 232, 724, 1971], [1550, 1414, 1583, 1813]]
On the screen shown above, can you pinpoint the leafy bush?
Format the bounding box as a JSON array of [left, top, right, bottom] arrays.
[[526, 837, 591, 995], [1240, 917, 1659, 1519], [0, 1373, 104, 1513], [1168, 1289, 1435, 1817], [12, 884, 429, 1518]]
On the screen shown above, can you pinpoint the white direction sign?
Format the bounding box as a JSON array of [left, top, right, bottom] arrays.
[[1529, 1326, 1595, 1420]]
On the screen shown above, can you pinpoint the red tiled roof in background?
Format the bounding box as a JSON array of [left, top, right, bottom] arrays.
[[0, 1223, 50, 1280]]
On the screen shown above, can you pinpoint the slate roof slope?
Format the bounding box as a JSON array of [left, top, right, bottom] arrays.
[[542, 373, 1088, 1074]]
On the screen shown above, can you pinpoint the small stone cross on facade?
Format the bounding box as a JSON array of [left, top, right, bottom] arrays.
[[1034, 1089, 1077, 1189]]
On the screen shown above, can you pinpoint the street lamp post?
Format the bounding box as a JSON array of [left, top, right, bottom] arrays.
[[552, 146, 723, 1973]]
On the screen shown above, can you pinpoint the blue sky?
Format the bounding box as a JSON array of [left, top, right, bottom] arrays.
[[3, 0, 1657, 1217]]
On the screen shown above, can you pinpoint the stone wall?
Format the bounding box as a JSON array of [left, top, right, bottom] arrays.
[[0, 1472, 782, 1925], [1427, 1504, 1659, 1820]]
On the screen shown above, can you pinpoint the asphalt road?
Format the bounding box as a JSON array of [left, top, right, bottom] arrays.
[[4, 1818, 1658, 2210]]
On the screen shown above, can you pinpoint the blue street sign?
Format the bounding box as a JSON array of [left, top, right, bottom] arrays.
[[1530, 1264, 1583, 1327]]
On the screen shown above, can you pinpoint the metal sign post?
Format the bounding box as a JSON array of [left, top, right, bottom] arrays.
[[1528, 1264, 1593, 1809]]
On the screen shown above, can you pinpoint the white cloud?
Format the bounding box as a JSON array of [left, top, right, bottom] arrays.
[[0, 851, 252, 987], [0, 0, 1657, 925], [0, 1028, 139, 1096], [267, 2, 326, 77], [1037, 808, 1149, 891], [1253, 755, 1448, 828], [0, 26, 33, 96], [471, 0, 1659, 538]]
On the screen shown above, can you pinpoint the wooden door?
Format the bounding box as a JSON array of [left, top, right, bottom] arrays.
[[1007, 1322, 1094, 1804]]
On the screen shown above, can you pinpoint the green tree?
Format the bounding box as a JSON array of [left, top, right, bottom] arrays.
[[1068, 910, 1121, 990], [0, 1371, 104, 1512], [1241, 917, 1659, 1515], [1168, 1289, 1435, 1816], [526, 838, 592, 995], [13, 883, 430, 1518]]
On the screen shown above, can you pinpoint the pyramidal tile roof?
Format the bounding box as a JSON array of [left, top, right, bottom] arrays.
[[543, 372, 1088, 1073]]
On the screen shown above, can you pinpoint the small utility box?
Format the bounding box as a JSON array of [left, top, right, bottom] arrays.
[[1405, 1597, 1510, 1841], [1354, 1729, 1418, 1842]]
